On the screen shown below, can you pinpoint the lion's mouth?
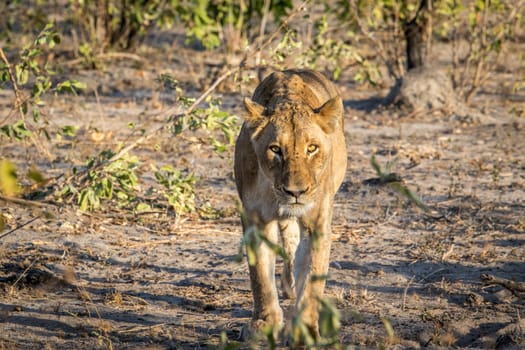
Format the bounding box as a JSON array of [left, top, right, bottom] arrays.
[[278, 202, 314, 217]]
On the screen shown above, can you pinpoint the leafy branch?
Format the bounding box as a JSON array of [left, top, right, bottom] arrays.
[[0, 23, 86, 158]]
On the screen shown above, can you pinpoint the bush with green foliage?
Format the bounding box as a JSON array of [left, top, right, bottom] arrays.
[[152, 165, 197, 214], [69, 0, 293, 52], [330, 0, 523, 95], [435, 0, 523, 101], [0, 23, 85, 145], [58, 151, 141, 211]]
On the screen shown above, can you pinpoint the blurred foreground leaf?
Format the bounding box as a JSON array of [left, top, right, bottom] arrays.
[[27, 166, 45, 184], [0, 159, 21, 196]]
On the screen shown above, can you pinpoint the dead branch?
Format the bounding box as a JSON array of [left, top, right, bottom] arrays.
[[402, 275, 416, 311], [63, 51, 145, 67], [481, 274, 525, 297], [0, 194, 52, 208], [0, 48, 26, 123], [255, 0, 272, 74]]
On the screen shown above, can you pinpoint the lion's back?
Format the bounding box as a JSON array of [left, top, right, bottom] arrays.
[[251, 69, 340, 111]]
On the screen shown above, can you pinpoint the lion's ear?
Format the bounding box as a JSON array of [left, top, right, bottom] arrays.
[[315, 96, 343, 134], [243, 97, 265, 127]]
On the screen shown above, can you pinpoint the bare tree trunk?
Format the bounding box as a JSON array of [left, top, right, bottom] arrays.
[[404, 0, 433, 70]]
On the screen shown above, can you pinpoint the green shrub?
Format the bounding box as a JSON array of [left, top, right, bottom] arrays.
[[0, 23, 85, 144], [69, 0, 293, 52]]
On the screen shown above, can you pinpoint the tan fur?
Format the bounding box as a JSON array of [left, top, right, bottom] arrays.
[[234, 69, 347, 338]]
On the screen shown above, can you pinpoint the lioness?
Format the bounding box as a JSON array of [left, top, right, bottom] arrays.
[[234, 69, 347, 338]]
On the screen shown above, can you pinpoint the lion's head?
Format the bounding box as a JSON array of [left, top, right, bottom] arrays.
[[242, 95, 343, 217]]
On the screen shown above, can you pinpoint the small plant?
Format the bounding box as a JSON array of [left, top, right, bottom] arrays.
[[179, 0, 294, 51], [268, 7, 379, 84], [332, 0, 418, 82], [436, 0, 523, 101], [60, 150, 140, 211], [297, 15, 354, 81], [69, 0, 177, 50], [218, 331, 242, 350], [69, 0, 294, 52], [153, 165, 197, 214], [318, 297, 342, 343], [236, 215, 343, 348], [167, 79, 239, 155], [268, 27, 303, 66], [378, 317, 398, 348], [0, 22, 85, 155], [370, 155, 430, 212]]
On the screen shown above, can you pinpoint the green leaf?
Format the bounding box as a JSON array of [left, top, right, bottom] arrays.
[[318, 297, 341, 339], [381, 317, 395, 340], [246, 242, 257, 266], [370, 155, 382, 177], [56, 80, 87, 94], [388, 182, 430, 212], [11, 120, 32, 140], [136, 203, 152, 212], [78, 188, 91, 211], [259, 234, 288, 261], [60, 125, 79, 137], [15, 64, 28, 85], [0, 159, 21, 196], [27, 166, 45, 184]]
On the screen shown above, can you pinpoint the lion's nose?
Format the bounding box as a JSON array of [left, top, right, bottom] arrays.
[[282, 186, 309, 199]]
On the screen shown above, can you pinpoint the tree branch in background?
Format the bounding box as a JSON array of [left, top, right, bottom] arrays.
[[0, 48, 53, 159], [0, 47, 27, 123]]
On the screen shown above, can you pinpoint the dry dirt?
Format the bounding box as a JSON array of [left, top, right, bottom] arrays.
[[0, 35, 524, 350]]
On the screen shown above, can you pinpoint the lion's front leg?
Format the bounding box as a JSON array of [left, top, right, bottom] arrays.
[[245, 219, 283, 333], [293, 226, 332, 339], [279, 218, 301, 300]]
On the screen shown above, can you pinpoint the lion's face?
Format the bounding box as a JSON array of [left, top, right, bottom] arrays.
[[243, 97, 342, 217]]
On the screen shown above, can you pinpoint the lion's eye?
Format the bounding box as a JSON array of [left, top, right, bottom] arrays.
[[307, 144, 318, 154], [269, 145, 281, 154]]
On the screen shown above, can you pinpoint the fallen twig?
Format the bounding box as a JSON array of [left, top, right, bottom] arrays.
[[123, 238, 179, 248], [481, 274, 525, 297], [8, 259, 37, 296], [116, 323, 166, 334], [418, 268, 446, 283], [63, 51, 145, 67], [0, 194, 54, 208], [402, 275, 416, 311], [0, 216, 40, 240]]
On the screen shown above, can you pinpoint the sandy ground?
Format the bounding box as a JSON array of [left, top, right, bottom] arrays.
[[0, 35, 524, 350]]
